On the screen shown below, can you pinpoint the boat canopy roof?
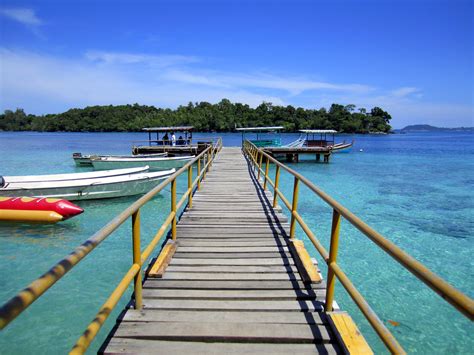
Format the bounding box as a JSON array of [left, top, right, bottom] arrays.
[[299, 129, 338, 134], [236, 126, 284, 132], [143, 126, 194, 132]]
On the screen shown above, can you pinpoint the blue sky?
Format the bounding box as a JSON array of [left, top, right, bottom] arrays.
[[0, 0, 472, 128]]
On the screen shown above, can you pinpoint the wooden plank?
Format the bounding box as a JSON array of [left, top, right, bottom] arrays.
[[111, 321, 333, 343], [176, 246, 290, 253], [176, 232, 288, 239], [143, 280, 327, 290], [290, 239, 322, 284], [148, 240, 177, 278], [142, 289, 325, 300], [142, 299, 324, 312], [177, 239, 287, 247], [104, 338, 340, 354], [172, 252, 295, 259], [328, 312, 373, 355], [165, 265, 299, 273], [122, 309, 328, 325], [161, 272, 302, 281], [168, 258, 295, 266]]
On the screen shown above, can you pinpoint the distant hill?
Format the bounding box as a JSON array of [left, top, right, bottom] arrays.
[[398, 124, 474, 133]]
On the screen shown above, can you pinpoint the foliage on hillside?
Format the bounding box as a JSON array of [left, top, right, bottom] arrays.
[[0, 100, 392, 133]]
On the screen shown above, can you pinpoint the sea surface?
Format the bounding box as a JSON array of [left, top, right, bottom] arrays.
[[0, 131, 473, 354]]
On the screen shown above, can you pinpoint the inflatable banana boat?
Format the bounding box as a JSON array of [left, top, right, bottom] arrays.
[[0, 197, 84, 223]]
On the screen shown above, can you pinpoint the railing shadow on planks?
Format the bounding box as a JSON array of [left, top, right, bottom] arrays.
[[243, 139, 473, 354], [0, 138, 223, 354]]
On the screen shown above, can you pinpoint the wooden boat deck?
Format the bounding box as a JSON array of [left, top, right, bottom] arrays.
[[102, 147, 370, 354]]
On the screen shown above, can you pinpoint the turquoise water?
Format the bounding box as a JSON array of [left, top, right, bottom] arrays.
[[0, 132, 473, 354]]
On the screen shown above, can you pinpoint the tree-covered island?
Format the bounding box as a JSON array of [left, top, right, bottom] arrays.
[[0, 99, 392, 133]]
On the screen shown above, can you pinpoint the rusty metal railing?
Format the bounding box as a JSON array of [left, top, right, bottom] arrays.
[[243, 140, 473, 354], [0, 139, 222, 354]]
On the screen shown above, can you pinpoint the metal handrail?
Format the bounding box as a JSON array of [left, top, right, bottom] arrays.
[[243, 140, 473, 354], [0, 138, 222, 354]]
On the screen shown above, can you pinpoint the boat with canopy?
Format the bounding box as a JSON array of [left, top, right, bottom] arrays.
[[236, 126, 284, 147], [299, 129, 354, 152]]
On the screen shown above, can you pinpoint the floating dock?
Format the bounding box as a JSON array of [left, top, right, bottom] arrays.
[[101, 148, 370, 354]]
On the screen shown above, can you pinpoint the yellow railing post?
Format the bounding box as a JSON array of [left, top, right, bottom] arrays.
[[325, 209, 341, 311], [188, 165, 193, 208], [207, 148, 211, 172], [197, 157, 201, 190], [273, 165, 280, 208], [171, 178, 177, 240], [131, 210, 142, 309], [263, 156, 270, 190], [257, 151, 263, 179], [289, 177, 300, 238]]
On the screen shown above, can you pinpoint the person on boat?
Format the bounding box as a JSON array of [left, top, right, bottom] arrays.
[[177, 135, 184, 146], [162, 133, 169, 145], [171, 132, 176, 146]]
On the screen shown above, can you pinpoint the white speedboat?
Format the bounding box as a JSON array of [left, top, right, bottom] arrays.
[[0, 168, 175, 200], [331, 141, 354, 152], [2, 166, 149, 184], [73, 152, 168, 166], [91, 155, 193, 171]]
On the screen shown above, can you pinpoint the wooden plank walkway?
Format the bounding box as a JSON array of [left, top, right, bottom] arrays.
[[102, 147, 366, 354]]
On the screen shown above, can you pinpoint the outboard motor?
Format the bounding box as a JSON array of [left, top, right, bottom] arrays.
[[0, 176, 5, 187]]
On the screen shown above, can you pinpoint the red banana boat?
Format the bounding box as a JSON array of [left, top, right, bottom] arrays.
[[0, 197, 84, 223]]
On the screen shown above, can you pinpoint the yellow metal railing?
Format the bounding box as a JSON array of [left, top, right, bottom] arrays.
[[243, 140, 474, 354], [0, 139, 222, 354]]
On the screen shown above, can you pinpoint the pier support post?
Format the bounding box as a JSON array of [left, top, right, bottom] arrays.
[[325, 209, 341, 311], [316, 154, 320, 162], [197, 158, 201, 190], [289, 177, 300, 238], [187, 165, 193, 208], [263, 156, 270, 190], [132, 210, 142, 309], [171, 179, 177, 240], [273, 165, 280, 208]]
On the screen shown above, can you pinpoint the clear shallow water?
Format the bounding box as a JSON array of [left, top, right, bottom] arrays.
[[0, 131, 473, 354]]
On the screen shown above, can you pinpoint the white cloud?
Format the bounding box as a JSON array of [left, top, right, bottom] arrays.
[[0, 48, 471, 127], [0, 7, 42, 26], [391, 86, 422, 98], [0, 48, 284, 113], [164, 69, 374, 96], [85, 51, 199, 67]]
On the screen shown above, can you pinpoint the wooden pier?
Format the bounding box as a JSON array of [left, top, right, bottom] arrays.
[[264, 146, 333, 163], [2, 143, 472, 354], [102, 148, 370, 354]]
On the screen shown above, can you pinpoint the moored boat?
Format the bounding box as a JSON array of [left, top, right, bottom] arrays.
[[73, 152, 168, 167], [0, 169, 175, 200], [2, 166, 150, 184], [331, 141, 354, 152], [90, 156, 193, 171], [0, 196, 84, 223]]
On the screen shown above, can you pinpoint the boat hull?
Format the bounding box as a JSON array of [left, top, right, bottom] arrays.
[[3, 166, 149, 184], [73, 153, 167, 167], [0, 170, 175, 201], [91, 157, 192, 171], [331, 141, 354, 153]]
